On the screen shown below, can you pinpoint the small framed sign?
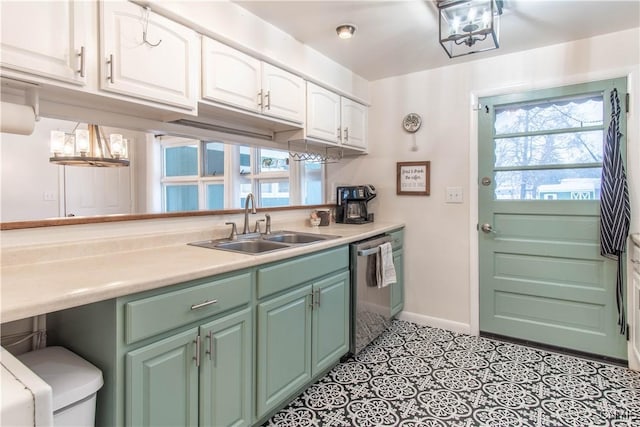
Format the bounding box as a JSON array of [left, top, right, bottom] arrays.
[[397, 161, 430, 196]]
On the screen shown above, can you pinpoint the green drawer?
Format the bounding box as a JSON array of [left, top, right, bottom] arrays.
[[389, 228, 404, 250], [257, 246, 348, 299], [125, 272, 251, 344]]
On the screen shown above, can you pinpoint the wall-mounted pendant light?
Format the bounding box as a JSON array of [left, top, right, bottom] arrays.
[[336, 24, 356, 39], [49, 124, 129, 167], [438, 0, 503, 58]]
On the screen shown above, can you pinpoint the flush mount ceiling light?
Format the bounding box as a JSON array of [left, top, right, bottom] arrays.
[[336, 24, 356, 39], [49, 124, 129, 167], [438, 0, 503, 58]]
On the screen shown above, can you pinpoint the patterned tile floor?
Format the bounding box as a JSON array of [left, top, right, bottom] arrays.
[[264, 320, 640, 427]]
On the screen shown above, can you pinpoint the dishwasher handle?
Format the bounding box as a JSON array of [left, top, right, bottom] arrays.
[[354, 236, 396, 257]]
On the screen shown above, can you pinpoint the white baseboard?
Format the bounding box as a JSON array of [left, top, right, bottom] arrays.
[[397, 311, 473, 335]]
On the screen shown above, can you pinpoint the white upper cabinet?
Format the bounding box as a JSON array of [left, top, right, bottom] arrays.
[[261, 63, 305, 124], [0, 0, 89, 85], [202, 37, 304, 124], [341, 97, 367, 150], [202, 38, 261, 113], [306, 82, 341, 143], [100, 1, 199, 111], [305, 82, 368, 151]]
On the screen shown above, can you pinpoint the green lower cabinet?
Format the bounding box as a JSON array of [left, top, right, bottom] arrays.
[[256, 285, 312, 419], [126, 309, 252, 427], [200, 308, 252, 427], [391, 249, 404, 317], [126, 328, 199, 427], [256, 269, 350, 420], [312, 271, 350, 374]]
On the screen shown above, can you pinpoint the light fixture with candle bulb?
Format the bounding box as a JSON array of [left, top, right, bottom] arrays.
[[336, 24, 356, 39], [49, 124, 129, 167], [438, 0, 503, 58]]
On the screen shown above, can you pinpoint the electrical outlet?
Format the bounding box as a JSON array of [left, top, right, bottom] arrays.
[[445, 187, 463, 203], [42, 191, 56, 201]]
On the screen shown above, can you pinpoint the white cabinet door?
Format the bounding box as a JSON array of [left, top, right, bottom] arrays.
[[0, 0, 88, 85], [201, 37, 261, 113], [306, 82, 340, 143], [100, 0, 199, 110], [341, 98, 368, 150], [262, 63, 305, 124]]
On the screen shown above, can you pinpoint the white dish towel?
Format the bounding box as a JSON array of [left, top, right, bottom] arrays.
[[376, 242, 397, 288]]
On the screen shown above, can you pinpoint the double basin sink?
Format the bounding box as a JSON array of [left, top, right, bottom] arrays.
[[189, 230, 340, 255]]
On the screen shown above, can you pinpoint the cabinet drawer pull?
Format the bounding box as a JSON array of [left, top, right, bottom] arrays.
[[190, 299, 218, 310], [265, 90, 271, 110], [316, 289, 321, 308], [344, 127, 349, 141], [107, 54, 114, 84], [337, 127, 341, 138], [257, 90, 263, 107], [77, 46, 85, 77]]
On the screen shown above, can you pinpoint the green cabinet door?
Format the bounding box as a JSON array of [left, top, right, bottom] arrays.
[[199, 308, 252, 427], [391, 249, 404, 317], [126, 328, 199, 427], [256, 285, 312, 419], [312, 271, 350, 375]]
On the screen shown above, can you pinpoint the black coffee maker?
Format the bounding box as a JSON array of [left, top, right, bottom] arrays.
[[336, 185, 376, 224]]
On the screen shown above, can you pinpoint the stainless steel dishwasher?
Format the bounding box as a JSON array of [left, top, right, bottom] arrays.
[[350, 234, 394, 355]]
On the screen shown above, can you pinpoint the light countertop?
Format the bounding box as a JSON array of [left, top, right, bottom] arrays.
[[1, 221, 403, 323]]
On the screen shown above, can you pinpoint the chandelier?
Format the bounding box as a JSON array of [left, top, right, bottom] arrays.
[[438, 0, 503, 58], [49, 124, 129, 167]]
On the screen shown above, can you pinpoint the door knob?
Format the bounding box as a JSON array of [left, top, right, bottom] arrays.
[[480, 223, 496, 234]]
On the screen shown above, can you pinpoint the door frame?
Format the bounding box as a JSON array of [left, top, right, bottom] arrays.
[[468, 69, 637, 339]]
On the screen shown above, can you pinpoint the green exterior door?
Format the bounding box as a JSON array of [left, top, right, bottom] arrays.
[[256, 285, 312, 418], [391, 249, 404, 317], [126, 328, 199, 427], [479, 78, 628, 360], [312, 271, 350, 375], [200, 308, 252, 427]]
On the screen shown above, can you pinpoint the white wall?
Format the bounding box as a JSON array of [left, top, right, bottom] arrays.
[[0, 118, 148, 221], [328, 27, 640, 333]]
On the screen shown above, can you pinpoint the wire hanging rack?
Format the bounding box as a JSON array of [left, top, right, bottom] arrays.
[[288, 140, 343, 164]]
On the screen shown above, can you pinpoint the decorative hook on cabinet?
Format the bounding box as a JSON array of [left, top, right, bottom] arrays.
[[142, 6, 162, 47]]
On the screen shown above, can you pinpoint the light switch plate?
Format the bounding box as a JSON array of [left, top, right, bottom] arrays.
[[446, 187, 463, 203]]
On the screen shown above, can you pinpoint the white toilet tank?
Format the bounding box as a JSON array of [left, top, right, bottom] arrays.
[[18, 346, 103, 427]]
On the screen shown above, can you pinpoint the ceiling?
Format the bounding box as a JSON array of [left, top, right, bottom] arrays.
[[233, 0, 640, 81]]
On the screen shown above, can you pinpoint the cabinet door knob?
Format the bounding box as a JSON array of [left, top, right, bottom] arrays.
[[193, 335, 201, 367], [265, 90, 271, 110], [205, 331, 213, 361], [77, 46, 86, 77], [107, 54, 114, 84]]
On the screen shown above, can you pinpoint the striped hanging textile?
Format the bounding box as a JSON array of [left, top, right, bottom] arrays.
[[600, 88, 631, 336]]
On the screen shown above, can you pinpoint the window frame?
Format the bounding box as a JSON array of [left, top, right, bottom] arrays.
[[158, 137, 323, 212]]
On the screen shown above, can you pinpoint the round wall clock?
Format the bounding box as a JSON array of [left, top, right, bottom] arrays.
[[402, 113, 422, 133]]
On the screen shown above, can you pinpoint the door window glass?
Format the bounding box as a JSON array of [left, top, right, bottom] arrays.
[[493, 93, 605, 200]]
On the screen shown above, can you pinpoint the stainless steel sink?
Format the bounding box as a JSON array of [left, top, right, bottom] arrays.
[[263, 231, 336, 244], [188, 230, 340, 255], [216, 240, 289, 253]]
